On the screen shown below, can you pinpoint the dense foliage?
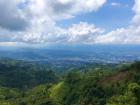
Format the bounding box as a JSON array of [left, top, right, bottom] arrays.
[[0, 59, 59, 89], [0, 59, 140, 105]]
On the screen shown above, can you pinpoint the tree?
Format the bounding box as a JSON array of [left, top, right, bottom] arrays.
[[106, 83, 140, 105]]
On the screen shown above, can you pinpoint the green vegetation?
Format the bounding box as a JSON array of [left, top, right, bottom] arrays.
[[0, 59, 140, 105], [0, 59, 59, 89]]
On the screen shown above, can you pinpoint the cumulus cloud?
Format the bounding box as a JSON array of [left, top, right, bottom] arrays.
[[95, 26, 140, 44], [132, 0, 140, 24], [34, 0, 107, 20], [0, 0, 28, 30], [94, 0, 140, 44], [10, 22, 104, 44], [0, 0, 107, 44], [0, 0, 140, 45], [67, 22, 104, 43], [0, 0, 106, 30]]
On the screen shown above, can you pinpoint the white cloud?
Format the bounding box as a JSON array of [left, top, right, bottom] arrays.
[[93, 0, 140, 44], [132, 0, 140, 24], [0, 0, 140, 45], [0, 0, 28, 30], [0, 0, 107, 29], [46, 0, 107, 20], [110, 2, 129, 8], [11, 22, 104, 44], [111, 2, 121, 6], [0, 0, 107, 44], [67, 22, 104, 43], [0, 42, 17, 46], [95, 26, 140, 44]]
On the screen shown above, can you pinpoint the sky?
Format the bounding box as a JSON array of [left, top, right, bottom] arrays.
[[0, 0, 140, 46]]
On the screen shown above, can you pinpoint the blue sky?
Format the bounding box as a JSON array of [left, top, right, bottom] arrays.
[[0, 0, 140, 46], [58, 0, 135, 31]]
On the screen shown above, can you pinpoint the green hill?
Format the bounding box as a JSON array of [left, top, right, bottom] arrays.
[[0, 59, 140, 105]]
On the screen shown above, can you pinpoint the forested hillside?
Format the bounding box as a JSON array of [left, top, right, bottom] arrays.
[[0, 59, 59, 89], [0, 59, 140, 105]]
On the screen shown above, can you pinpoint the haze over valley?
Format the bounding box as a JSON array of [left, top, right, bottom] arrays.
[[0, 0, 140, 105]]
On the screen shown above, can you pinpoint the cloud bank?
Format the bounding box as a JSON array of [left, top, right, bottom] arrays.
[[0, 0, 140, 45]]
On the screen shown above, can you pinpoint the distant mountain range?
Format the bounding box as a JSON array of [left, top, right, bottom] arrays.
[[0, 45, 140, 69]]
